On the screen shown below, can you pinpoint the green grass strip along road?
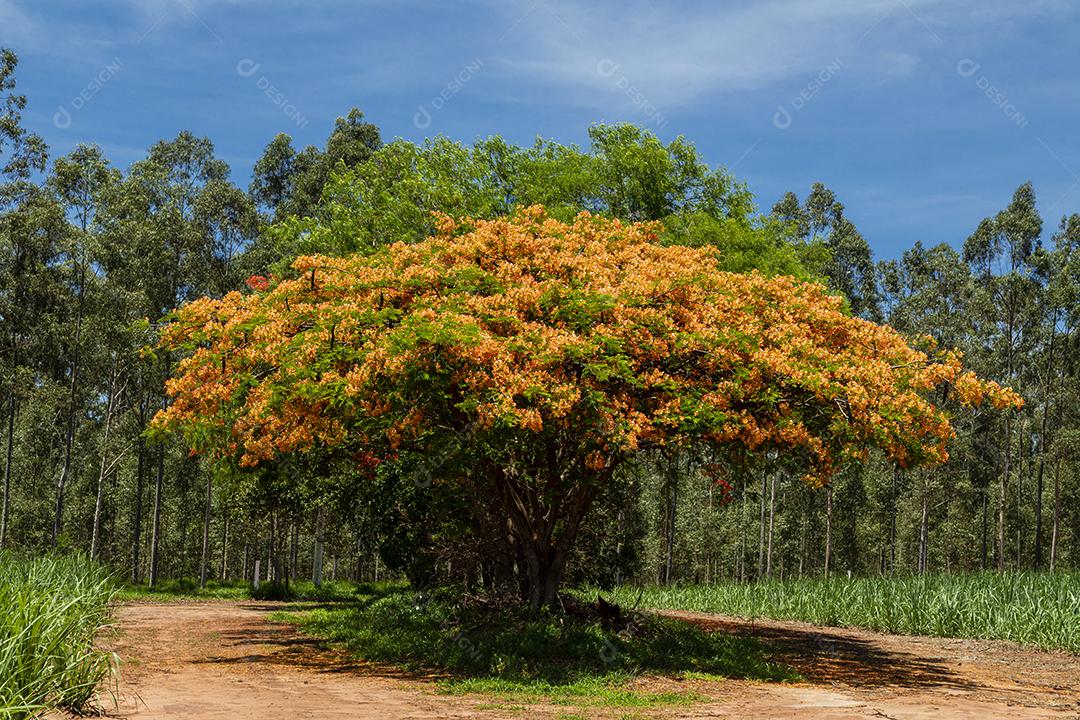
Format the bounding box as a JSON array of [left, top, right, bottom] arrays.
[[608, 571, 1080, 654]]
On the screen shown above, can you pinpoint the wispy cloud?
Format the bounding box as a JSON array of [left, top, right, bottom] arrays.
[[0, 0, 35, 45], [483, 0, 919, 106], [481, 0, 1069, 112]]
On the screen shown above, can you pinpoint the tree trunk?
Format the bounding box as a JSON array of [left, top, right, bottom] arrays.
[[199, 472, 212, 588], [918, 484, 930, 574], [0, 397, 15, 550], [354, 538, 363, 583], [980, 486, 989, 571], [312, 506, 326, 587], [1034, 325, 1055, 568], [290, 521, 299, 580], [663, 460, 678, 585], [149, 441, 165, 587], [738, 474, 748, 582], [90, 359, 119, 560], [106, 464, 121, 562], [150, 355, 170, 587], [131, 397, 147, 583], [1000, 259, 1018, 570], [270, 512, 281, 583], [1016, 420, 1026, 568], [766, 472, 777, 578], [890, 467, 899, 574], [53, 381, 78, 546], [757, 468, 767, 579], [500, 468, 598, 611], [220, 510, 229, 582], [824, 485, 833, 578], [54, 314, 86, 546], [1049, 457, 1061, 571], [798, 492, 808, 578], [998, 412, 1011, 570]]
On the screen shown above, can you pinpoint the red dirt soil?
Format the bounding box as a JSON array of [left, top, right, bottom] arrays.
[[82, 601, 1080, 719]]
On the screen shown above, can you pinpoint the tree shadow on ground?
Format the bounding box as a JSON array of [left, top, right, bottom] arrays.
[[194, 591, 983, 693], [193, 590, 788, 688], [193, 620, 441, 680], [672, 613, 977, 690]]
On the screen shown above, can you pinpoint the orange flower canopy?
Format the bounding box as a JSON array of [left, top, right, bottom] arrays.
[[154, 206, 1021, 485]]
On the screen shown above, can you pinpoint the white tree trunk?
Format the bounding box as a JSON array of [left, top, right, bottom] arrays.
[[199, 473, 212, 588], [312, 506, 327, 587], [766, 473, 777, 578], [1050, 458, 1061, 571], [91, 359, 120, 560], [824, 485, 833, 578]]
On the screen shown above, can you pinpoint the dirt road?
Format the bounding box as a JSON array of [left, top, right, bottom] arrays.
[[94, 601, 1080, 719], [661, 610, 1080, 719], [97, 602, 480, 719]]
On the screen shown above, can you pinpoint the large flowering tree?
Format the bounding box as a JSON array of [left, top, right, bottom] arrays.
[[154, 207, 1020, 608]]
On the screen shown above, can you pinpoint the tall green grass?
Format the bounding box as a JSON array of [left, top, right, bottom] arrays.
[[608, 571, 1080, 654], [0, 554, 118, 719]]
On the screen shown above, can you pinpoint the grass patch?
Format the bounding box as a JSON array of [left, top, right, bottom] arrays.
[[272, 584, 796, 709], [118, 578, 250, 602], [473, 701, 527, 711], [119, 578, 391, 603], [606, 571, 1080, 654], [249, 579, 387, 602], [0, 554, 117, 719], [439, 675, 703, 707]]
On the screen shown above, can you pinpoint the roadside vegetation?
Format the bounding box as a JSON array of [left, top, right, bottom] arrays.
[[609, 571, 1080, 654], [117, 578, 250, 602], [118, 578, 363, 603], [0, 554, 117, 718]]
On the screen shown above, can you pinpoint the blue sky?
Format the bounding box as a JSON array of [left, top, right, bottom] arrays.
[[2, 0, 1078, 258]]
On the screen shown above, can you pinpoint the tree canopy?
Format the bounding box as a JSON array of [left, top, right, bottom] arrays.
[[154, 208, 1020, 607], [256, 125, 819, 280]]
